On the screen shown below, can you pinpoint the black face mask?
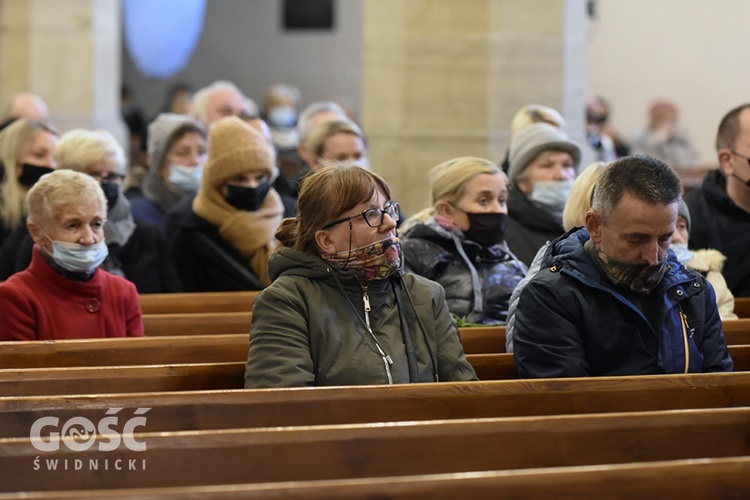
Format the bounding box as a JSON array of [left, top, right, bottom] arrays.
[[100, 182, 120, 212], [463, 212, 508, 248], [18, 163, 54, 188], [225, 182, 271, 212]]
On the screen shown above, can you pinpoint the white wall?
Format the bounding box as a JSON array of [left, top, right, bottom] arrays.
[[122, 0, 363, 119], [588, 0, 750, 166]]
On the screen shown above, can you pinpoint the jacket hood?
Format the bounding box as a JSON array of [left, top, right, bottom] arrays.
[[687, 248, 727, 273], [701, 169, 750, 220], [269, 245, 403, 293]]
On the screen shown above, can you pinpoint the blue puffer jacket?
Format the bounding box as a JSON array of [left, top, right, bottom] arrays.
[[514, 228, 734, 378]]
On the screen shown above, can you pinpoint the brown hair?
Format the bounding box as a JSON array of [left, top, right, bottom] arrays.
[[276, 164, 391, 253], [715, 103, 750, 151]]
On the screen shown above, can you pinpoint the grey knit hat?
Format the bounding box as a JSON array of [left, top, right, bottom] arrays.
[[678, 199, 691, 233], [508, 122, 581, 182], [147, 113, 206, 172]]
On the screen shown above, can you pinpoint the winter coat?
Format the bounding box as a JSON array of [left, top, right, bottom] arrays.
[[505, 186, 565, 267], [166, 203, 265, 292], [685, 169, 750, 297], [685, 249, 737, 321], [513, 228, 733, 378], [244, 246, 478, 388], [401, 219, 526, 324]]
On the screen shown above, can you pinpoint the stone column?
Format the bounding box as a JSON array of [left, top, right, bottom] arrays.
[[361, 0, 588, 215], [0, 0, 126, 145]]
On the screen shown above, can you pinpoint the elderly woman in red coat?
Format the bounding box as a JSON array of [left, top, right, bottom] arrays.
[[0, 169, 143, 340]]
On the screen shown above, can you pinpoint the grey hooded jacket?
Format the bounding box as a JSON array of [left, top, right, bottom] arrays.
[[244, 246, 478, 388]]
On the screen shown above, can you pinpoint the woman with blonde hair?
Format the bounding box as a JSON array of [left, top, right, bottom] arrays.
[[505, 161, 606, 352], [244, 163, 476, 387], [401, 157, 526, 325], [0, 119, 58, 246], [301, 117, 368, 172]]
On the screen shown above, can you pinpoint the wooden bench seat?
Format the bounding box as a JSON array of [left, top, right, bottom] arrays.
[[3, 371, 750, 438], [1, 346, 749, 397], [735, 297, 750, 318], [143, 312, 252, 336], [1, 407, 749, 492], [3, 457, 748, 499], [139, 291, 257, 315]]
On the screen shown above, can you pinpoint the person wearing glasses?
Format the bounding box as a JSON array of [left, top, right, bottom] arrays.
[[0, 129, 179, 293], [167, 116, 283, 291], [686, 103, 750, 298], [400, 157, 527, 325], [244, 163, 477, 387]]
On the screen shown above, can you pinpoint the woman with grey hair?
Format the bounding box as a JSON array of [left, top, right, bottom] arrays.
[[0, 169, 143, 340], [0, 129, 180, 292]]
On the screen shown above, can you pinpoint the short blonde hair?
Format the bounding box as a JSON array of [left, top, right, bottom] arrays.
[[305, 118, 366, 159], [561, 161, 607, 230], [55, 129, 126, 174], [27, 169, 106, 226], [0, 118, 58, 229], [510, 104, 567, 138], [402, 157, 505, 231]]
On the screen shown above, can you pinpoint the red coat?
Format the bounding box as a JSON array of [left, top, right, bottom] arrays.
[[0, 247, 143, 340]]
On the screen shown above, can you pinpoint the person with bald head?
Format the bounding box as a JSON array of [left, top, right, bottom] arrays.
[[1, 92, 49, 125]]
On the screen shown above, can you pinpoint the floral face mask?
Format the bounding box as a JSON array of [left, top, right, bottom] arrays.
[[321, 236, 401, 283]]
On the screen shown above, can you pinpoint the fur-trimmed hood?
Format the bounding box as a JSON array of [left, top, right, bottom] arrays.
[[686, 248, 727, 274]]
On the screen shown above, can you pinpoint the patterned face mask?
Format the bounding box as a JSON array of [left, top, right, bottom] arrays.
[[321, 236, 401, 283], [596, 247, 668, 294]]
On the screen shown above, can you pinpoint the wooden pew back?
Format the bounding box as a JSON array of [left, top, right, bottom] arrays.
[[139, 291, 257, 315], [1, 407, 749, 492]]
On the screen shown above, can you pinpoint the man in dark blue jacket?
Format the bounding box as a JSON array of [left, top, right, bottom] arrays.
[[514, 155, 734, 378]]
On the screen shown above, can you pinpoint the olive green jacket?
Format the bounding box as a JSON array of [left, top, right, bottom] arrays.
[[244, 246, 477, 388]]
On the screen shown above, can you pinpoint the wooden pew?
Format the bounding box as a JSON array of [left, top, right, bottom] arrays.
[[4, 457, 749, 499], [1, 407, 749, 492], [3, 371, 750, 439], [2, 324, 748, 371], [139, 291, 257, 315], [0, 334, 250, 369], [734, 297, 750, 318], [142, 312, 252, 336], [1, 346, 749, 397]]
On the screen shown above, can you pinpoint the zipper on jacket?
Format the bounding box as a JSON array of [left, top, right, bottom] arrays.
[[678, 307, 691, 374], [362, 285, 394, 384]]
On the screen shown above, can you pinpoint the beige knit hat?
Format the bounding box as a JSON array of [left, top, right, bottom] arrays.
[[203, 116, 278, 190], [508, 122, 581, 182]]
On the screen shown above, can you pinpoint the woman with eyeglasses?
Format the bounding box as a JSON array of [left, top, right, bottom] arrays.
[[0, 129, 180, 292], [244, 163, 477, 388], [400, 157, 527, 326]]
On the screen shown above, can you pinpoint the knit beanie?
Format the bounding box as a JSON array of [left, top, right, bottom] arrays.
[[203, 116, 277, 190], [508, 123, 581, 182], [147, 113, 205, 172], [678, 199, 691, 233]]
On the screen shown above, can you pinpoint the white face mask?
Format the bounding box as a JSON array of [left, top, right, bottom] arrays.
[[168, 164, 202, 193], [529, 179, 574, 212], [48, 239, 109, 274], [670, 242, 694, 264]]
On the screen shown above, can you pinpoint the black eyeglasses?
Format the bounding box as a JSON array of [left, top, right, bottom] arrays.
[[323, 201, 400, 230], [89, 173, 126, 184], [731, 151, 750, 166]]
